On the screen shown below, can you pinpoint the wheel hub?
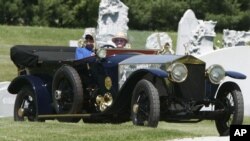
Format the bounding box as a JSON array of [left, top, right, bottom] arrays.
[[133, 104, 139, 113], [18, 108, 24, 117], [55, 90, 62, 100]]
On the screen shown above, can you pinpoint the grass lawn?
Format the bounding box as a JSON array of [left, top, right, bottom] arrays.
[[0, 117, 249, 141]]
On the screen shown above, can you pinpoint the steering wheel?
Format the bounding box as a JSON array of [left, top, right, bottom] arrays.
[[101, 44, 115, 49]]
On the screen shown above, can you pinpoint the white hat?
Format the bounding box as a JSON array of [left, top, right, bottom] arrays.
[[83, 28, 96, 39], [112, 32, 128, 43]]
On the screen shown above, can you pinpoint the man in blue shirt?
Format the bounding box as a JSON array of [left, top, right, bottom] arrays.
[[75, 29, 95, 60]]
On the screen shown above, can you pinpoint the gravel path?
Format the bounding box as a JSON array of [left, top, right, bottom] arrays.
[[170, 136, 229, 141]]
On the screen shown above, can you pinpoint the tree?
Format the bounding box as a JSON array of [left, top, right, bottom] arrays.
[[0, 0, 24, 25]]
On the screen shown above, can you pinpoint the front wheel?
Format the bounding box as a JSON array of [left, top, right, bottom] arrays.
[[131, 79, 160, 127], [14, 86, 39, 121], [215, 87, 244, 136], [52, 65, 83, 122]]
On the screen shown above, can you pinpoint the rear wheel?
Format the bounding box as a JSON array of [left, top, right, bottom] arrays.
[[131, 79, 160, 127], [52, 65, 83, 122], [215, 87, 244, 136], [14, 86, 39, 121]]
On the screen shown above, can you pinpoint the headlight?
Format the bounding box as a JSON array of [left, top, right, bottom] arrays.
[[207, 64, 225, 84], [96, 48, 107, 59], [167, 63, 188, 83]]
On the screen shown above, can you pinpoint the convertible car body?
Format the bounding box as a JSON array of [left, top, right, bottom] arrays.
[[8, 45, 246, 136]]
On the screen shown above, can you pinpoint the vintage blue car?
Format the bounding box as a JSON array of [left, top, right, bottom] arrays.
[[8, 45, 246, 136]]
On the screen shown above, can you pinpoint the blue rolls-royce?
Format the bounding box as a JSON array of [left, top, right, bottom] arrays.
[[8, 45, 246, 136]]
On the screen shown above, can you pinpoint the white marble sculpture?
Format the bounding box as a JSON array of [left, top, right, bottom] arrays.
[[69, 0, 129, 48], [0, 81, 16, 117], [223, 29, 250, 47], [145, 32, 174, 54], [96, 0, 129, 47], [176, 9, 216, 56]]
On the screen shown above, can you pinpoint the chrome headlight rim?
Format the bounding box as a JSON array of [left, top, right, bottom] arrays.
[[207, 64, 225, 84], [167, 62, 188, 83], [96, 48, 107, 59]]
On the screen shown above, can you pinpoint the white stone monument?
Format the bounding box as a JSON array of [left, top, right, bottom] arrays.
[[69, 0, 129, 48], [145, 32, 174, 54], [176, 9, 216, 56], [223, 29, 250, 47], [0, 81, 16, 117], [96, 0, 129, 47]]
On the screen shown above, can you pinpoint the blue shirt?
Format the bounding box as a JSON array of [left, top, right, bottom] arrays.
[[75, 47, 93, 60]]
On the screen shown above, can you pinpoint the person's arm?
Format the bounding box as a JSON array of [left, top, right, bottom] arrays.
[[75, 48, 84, 60]]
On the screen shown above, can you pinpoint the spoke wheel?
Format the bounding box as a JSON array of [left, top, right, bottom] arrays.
[[215, 87, 244, 136], [131, 79, 160, 127], [14, 86, 39, 121], [52, 65, 83, 122]]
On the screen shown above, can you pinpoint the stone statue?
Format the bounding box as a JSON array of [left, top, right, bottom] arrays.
[[96, 0, 129, 47], [145, 32, 174, 54], [176, 9, 216, 56], [223, 29, 250, 47], [188, 20, 217, 55]]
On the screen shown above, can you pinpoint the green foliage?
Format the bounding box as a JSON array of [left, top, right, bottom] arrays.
[[0, 0, 249, 31]]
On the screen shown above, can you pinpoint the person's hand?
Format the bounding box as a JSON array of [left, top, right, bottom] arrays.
[[91, 52, 95, 56]]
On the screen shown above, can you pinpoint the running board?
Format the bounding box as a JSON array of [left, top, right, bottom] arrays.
[[38, 114, 91, 119]]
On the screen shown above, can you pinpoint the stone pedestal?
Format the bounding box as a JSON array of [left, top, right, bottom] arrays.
[[145, 32, 174, 54]]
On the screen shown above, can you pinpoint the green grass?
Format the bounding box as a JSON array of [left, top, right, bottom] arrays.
[[0, 118, 195, 141], [0, 25, 83, 46], [0, 117, 249, 141]]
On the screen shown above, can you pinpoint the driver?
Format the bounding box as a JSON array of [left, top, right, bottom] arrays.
[[112, 32, 129, 48], [75, 29, 96, 60]]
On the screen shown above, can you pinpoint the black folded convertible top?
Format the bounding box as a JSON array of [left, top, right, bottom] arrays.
[[11, 45, 76, 67]]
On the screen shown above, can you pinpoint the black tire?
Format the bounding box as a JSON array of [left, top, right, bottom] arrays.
[[52, 65, 83, 122], [131, 79, 160, 127], [14, 86, 39, 121], [215, 87, 244, 136]]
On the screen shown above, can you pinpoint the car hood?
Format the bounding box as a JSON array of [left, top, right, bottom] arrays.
[[119, 54, 205, 65]]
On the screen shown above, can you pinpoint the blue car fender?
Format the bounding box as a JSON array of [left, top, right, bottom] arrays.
[[226, 71, 247, 79], [120, 68, 168, 92], [8, 75, 54, 115], [130, 68, 169, 78]]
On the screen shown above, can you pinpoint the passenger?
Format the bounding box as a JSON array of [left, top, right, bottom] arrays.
[[112, 32, 129, 48], [75, 29, 96, 60]]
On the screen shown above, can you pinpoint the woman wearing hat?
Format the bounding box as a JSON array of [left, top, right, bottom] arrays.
[[112, 32, 129, 48]]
